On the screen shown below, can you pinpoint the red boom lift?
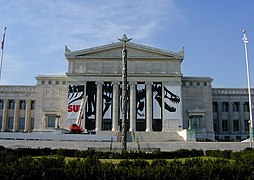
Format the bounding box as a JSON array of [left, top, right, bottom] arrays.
[[69, 96, 87, 134]]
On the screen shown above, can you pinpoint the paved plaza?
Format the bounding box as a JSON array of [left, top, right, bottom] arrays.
[[0, 140, 251, 152]]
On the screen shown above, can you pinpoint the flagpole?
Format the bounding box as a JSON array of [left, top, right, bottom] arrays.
[[242, 29, 253, 148], [0, 27, 7, 80]]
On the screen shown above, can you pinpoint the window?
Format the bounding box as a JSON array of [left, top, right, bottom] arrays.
[[0, 117, 2, 130], [233, 120, 239, 131], [213, 121, 217, 132], [47, 115, 56, 128], [8, 100, 14, 109], [63, 81, 66, 85], [245, 120, 250, 132], [189, 82, 193, 86], [30, 118, 34, 129], [222, 120, 228, 131], [244, 102, 250, 112], [233, 102, 240, 112], [55, 81, 59, 85], [31, 100, 35, 110], [0, 100, 3, 109], [8, 117, 14, 130], [48, 80, 52, 84], [222, 102, 229, 112], [213, 102, 218, 112], [41, 81, 45, 85], [20, 100, 26, 110], [19, 118, 25, 130], [204, 82, 207, 86], [196, 82, 200, 86]]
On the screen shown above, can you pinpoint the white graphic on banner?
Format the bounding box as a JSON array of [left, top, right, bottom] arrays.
[[153, 83, 162, 119], [164, 86, 181, 120], [137, 84, 145, 119], [102, 83, 112, 119]]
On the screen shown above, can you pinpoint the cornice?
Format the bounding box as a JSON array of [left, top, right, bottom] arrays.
[[65, 41, 184, 59]]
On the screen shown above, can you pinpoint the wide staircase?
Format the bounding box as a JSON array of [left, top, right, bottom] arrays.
[[96, 131, 185, 142], [130, 131, 185, 142]]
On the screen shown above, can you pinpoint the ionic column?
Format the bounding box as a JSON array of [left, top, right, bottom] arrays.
[[95, 81, 103, 131], [228, 102, 233, 134], [145, 82, 153, 132], [112, 81, 119, 132], [2, 100, 8, 132], [24, 100, 31, 132], [218, 102, 222, 134], [240, 102, 245, 134], [129, 81, 137, 131], [13, 99, 20, 132]]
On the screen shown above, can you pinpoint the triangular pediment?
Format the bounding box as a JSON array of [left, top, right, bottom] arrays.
[[65, 42, 184, 60]]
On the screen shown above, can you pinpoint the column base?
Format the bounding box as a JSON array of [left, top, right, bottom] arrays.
[[145, 128, 152, 132]]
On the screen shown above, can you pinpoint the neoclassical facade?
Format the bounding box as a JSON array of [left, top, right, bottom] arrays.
[[0, 39, 252, 141]]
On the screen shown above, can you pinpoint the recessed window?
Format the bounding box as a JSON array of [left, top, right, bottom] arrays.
[[31, 100, 35, 110], [8, 117, 14, 130], [30, 118, 35, 129], [233, 120, 239, 131], [222, 120, 228, 131], [19, 118, 25, 130], [20, 100, 26, 110], [8, 100, 14, 109], [245, 120, 249, 132], [233, 102, 240, 112], [63, 81, 66, 85], [47, 115, 56, 127], [244, 102, 249, 112], [55, 81, 59, 85], [41, 81, 45, 85], [213, 102, 218, 112], [0, 117, 2, 129], [48, 80, 52, 84], [222, 102, 229, 112], [0, 100, 3, 109]]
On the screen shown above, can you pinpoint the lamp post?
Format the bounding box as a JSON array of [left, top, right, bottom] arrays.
[[243, 29, 253, 148], [118, 34, 132, 152]]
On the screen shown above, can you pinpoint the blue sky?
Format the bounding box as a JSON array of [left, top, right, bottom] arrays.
[[0, 0, 254, 88]]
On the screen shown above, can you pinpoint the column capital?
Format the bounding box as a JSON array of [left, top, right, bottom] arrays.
[[129, 81, 137, 85], [111, 81, 120, 86], [25, 99, 32, 103], [145, 81, 154, 86], [95, 81, 104, 85]]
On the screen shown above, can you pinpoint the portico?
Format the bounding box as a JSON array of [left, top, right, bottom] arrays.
[[65, 41, 184, 133]]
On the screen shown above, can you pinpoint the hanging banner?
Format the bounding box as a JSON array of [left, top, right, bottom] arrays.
[[136, 83, 146, 119], [67, 85, 84, 121], [153, 83, 162, 119], [163, 85, 181, 119]]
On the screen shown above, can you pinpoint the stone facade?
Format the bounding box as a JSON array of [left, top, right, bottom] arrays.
[[0, 40, 250, 141], [212, 88, 252, 141]]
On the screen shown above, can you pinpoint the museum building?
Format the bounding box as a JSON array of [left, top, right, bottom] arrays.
[[0, 38, 252, 141]]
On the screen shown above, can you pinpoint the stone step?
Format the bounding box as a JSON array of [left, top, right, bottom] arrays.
[[131, 131, 185, 142], [96, 131, 185, 142]]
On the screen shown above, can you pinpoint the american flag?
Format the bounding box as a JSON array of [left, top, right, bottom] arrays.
[[1, 27, 7, 50]]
